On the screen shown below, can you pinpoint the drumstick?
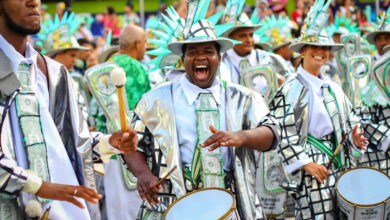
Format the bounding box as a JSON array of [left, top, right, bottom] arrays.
[[326, 135, 346, 170], [153, 165, 177, 188], [111, 67, 127, 132]]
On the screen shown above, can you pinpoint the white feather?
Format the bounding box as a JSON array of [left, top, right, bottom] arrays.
[[110, 67, 127, 86], [25, 200, 42, 218]]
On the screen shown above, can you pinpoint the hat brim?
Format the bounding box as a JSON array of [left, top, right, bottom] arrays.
[[272, 41, 293, 51], [221, 24, 262, 38], [366, 31, 390, 44], [98, 46, 119, 63], [167, 37, 233, 56], [48, 46, 90, 57], [289, 42, 344, 53], [255, 42, 271, 50]]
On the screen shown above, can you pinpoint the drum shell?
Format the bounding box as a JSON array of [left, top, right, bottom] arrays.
[[335, 167, 390, 220], [163, 187, 239, 220], [336, 193, 390, 220]]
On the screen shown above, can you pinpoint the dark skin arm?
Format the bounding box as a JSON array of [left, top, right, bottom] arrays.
[[123, 152, 160, 205], [36, 182, 102, 209], [202, 125, 276, 151], [109, 127, 160, 205]]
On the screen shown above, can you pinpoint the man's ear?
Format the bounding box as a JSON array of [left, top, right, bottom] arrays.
[[134, 40, 140, 50]]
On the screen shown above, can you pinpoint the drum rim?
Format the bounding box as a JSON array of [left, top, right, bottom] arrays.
[[335, 166, 390, 207], [163, 187, 237, 220]]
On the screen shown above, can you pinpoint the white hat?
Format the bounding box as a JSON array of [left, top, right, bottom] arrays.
[[168, 19, 233, 55], [289, 0, 343, 53]]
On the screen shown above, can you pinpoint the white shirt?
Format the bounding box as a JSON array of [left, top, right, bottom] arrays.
[[0, 35, 90, 219], [226, 49, 258, 84], [173, 74, 233, 171], [298, 66, 334, 138], [284, 66, 336, 173]]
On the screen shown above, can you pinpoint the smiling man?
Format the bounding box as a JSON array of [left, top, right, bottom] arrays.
[[0, 0, 102, 219], [218, 0, 292, 88], [110, 17, 281, 219], [366, 8, 390, 60]]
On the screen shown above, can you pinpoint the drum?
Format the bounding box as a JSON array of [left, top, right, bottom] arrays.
[[164, 188, 239, 220], [335, 167, 390, 220]]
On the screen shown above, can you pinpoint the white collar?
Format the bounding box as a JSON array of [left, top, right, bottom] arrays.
[[179, 74, 222, 106], [297, 65, 328, 95], [226, 48, 257, 67], [0, 35, 37, 72]]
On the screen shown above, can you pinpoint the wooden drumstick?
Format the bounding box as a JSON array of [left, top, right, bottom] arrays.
[[153, 165, 177, 188], [110, 67, 127, 132], [326, 135, 346, 170]]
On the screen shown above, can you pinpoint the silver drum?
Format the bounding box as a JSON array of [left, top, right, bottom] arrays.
[[335, 167, 390, 220], [164, 188, 239, 220]]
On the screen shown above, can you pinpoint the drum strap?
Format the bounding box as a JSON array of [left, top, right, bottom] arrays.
[[14, 63, 51, 203], [183, 93, 225, 189], [307, 134, 342, 168]]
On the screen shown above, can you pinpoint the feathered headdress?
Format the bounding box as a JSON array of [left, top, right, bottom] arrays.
[[36, 12, 88, 56], [255, 14, 293, 51]]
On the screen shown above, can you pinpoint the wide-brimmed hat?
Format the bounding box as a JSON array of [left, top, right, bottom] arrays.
[[219, 0, 262, 38], [289, 0, 343, 53], [289, 30, 344, 53], [98, 46, 119, 63], [367, 8, 390, 44], [366, 23, 390, 44], [168, 19, 233, 55], [46, 37, 89, 57], [36, 12, 89, 57], [220, 13, 262, 38]]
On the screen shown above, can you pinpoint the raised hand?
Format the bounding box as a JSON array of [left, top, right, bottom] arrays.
[[36, 182, 102, 209]]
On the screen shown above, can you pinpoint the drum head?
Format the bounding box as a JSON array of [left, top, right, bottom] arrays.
[[337, 167, 390, 205], [165, 188, 234, 220]]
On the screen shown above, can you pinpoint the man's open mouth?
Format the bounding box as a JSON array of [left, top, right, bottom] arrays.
[[194, 65, 210, 79]]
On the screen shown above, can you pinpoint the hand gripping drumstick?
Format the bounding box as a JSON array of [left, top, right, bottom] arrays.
[[153, 165, 177, 188], [110, 67, 127, 132], [326, 134, 346, 170]]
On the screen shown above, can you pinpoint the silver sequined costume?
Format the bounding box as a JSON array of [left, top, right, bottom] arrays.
[[131, 79, 281, 220], [268, 73, 362, 220]]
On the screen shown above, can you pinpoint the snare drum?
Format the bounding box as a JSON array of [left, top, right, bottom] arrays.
[[335, 167, 390, 220], [164, 188, 239, 220]]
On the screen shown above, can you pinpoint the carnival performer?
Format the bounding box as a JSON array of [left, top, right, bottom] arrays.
[[0, 0, 103, 219], [219, 0, 291, 86], [88, 24, 151, 220], [354, 13, 390, 175], [267, 1, 367, 219], [367, 8, 390, 61], [109, 1, 281, 219]]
